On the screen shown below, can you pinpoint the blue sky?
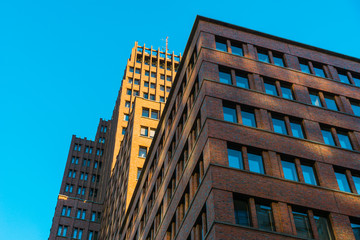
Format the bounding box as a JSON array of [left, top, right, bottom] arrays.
[[0, 0, 359, 239]]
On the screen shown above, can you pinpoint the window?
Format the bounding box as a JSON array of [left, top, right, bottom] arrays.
[[272, 116, 287, 135], [166, 76, 171, 82], [313, 63, 326, 78], [71, 157, 79, 164], [160, 74, 165, 80], [144, 81, 149, 87], [219, 67, 232, 85], [281, 156, 318, 185], [256, 203, 275, 231], [350, 100, 360, 116], [61, 206, 71, 217], [264, 80, 278, 96], [309, 91, 323, 107], [134, 79, 140, 85], [137, 168, 142, 180], [122, 127, 126, 135], [235, 71, 249, 89], [127, 89, 131, 95], [321, 126, 353, 150], [151, 110, 159, 119], [234, 198, 250, 226], [271, 114, 305, 139], [292, 210, 313, 238], [223, 102, 237, 123], [150, 83, 156, 89], [140, 126, 148, 136], [150, 128, 156, 138], [57, 225, 67, 237], [124, 114, 129, 121], [323, 94, 338, 111], [65, 184, 73, 193], [299, 59, 328, 78], [160, 85, 165, 91], [281, 84, 294, 100], [231, 41, 243, 56], [353, 74, 360, 87], [314, 215, 333, 240], [76, 209, 86, 220], [351, 219, 360, 240], [150, 94, 155, 100], [129, 67, 134, 73], [135, 68, 140, 74], [290, 120, 305, 139], [142, 108, 149, 117], [91, 212, 96, 221], [335, 171, 351, 192], [74, 144, 81, 151], [337, 70, 351, 84], [145, 70, 149, 76], [215, 37, 227, 52], [94, 161, 98, 169], [300, 60, 311, 74], [143, 92, 148, 99], [263, 78, 294, 100], [125, 101, 130, 108], [73, 228, 83, 239], [272, 53, 285, 67], [160, 96, 165, 102], [139, 146, 147, 158], [241, 108, 256, 127], [133, 90, 139, 96], [282, 160, 298, 181], [227, 145, 265, 174], [257, 49, 270, 63], [166, 86, 171, 92], [301, 164, 318, 185]]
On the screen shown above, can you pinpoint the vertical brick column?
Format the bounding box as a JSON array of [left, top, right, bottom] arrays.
[[315, 162, 339, 189], [330, 212, 355, 240], [198, 61, 218, 83], [197, 32, 215, 50], [284, 54, 300, 71], [204, 138, 228, 167], [293, 84, 312, 104], [211, 189, 235, 224], [303, 120, 323, 142]]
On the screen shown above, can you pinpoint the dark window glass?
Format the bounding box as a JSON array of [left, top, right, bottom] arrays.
[[135, 68, 141, 74], [142, 108, 149, 117], [321, 129, 335, 146], [310, 92, 322, 107], [301, 164, 317, 185], [324, 95, 338, 111], [351, 101, 360, 116], [313, 65, 326, 78], [134, 79, 140, 85], [257, 49, 269, 63], [337, 132, 353, 150], [139, 147, 147, 158], [256, 204, 275, 231], [282, 161, 298, 181], [234, 199, 250, 226], [223, 105, 237, 123], [235, 72, 249, 89], [281, 85, 293, 100], [353, 176, 360, 194], [290, 121, 304, 139], [215, 38, 227, 52], [273, 54, 284, 67], [335, 172, 351, 192], [127, 89, 131, 95], [227, 147, 243, 169], [219, 68, 232, 85], [150, 83, 156, 89], [264, 81, 278, 96], [143, 93, 148, 99], [351, 222, 360, 240], [293, 211, 313, 238], [241, 109, 256, 127], [231, 43, 243, 56], [248, 152, 264, 174], [272, 117, 287, 135], [300, 62, 311, 74], [314, 215, 333, 240], [150, 94, 155, 100], [151, 110, 159, 119], [338, 71, 350, 84]]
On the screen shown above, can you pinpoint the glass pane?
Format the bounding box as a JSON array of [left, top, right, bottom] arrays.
[[293, 211, 313, 238], [337, 132, 353, 150], [256, 204, 275, 231], [290, 121, 304, 138], [272, 118, 287, 135], [258, 52, 270, 63], [282, 161, 298, 181], [314, 66, 326, 78], [264, 82, 278, 96], [321, 129, 335, 146], [324, 96, 338, 111], [301, 165, 317, 185], [353, 176, 360, 194], [353, 76, 360, 87], [231, 44, 243, 56], [216, 40, 227, 52], [223, 106, 237, 123], [351, 101, 360, 116], [273, 56, 284, 67], [235, 73, 249, 89], [248, 152, 264, 174], [234, 199, 250, 226], [351, 222, 360, 240], [219, 70, 232, 85], [338, 72, 350, 84], [241, 110, 256, 127], [142, 108, 149, 117], [281, 86, 293, 100], [335, 172, 351, 192], [227, 148, 243, 169], [314, 215, 333, 240], [300, 63, 310, 74], [310, 92, 322, 107]]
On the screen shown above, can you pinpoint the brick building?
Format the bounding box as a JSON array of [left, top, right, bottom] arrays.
[[49, 119, 108, 240], [114, 16, 360, 240]]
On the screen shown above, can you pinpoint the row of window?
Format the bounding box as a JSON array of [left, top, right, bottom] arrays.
[[71, 157, 102, 169], [57, 225, 98, 239], [61, 206, 101, 222], [64, 184, 98, 197], [67, 170, 100, 182], [98, 137, 105, 144], [215, 36, 360, 87], [223, 101, 356, 150], [129, 74, 172, 83], [72, 145, 106, 155], [100, 125, 107, 133], [136, 47, 180, 62], [218, 66, 360, 117], [140, 126, 156, 138]]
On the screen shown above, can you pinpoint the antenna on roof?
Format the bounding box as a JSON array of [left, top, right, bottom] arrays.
[[161, 36, 169, 52]]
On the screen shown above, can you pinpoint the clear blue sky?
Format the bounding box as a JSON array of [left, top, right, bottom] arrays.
[[0, 0, 359, 239]]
